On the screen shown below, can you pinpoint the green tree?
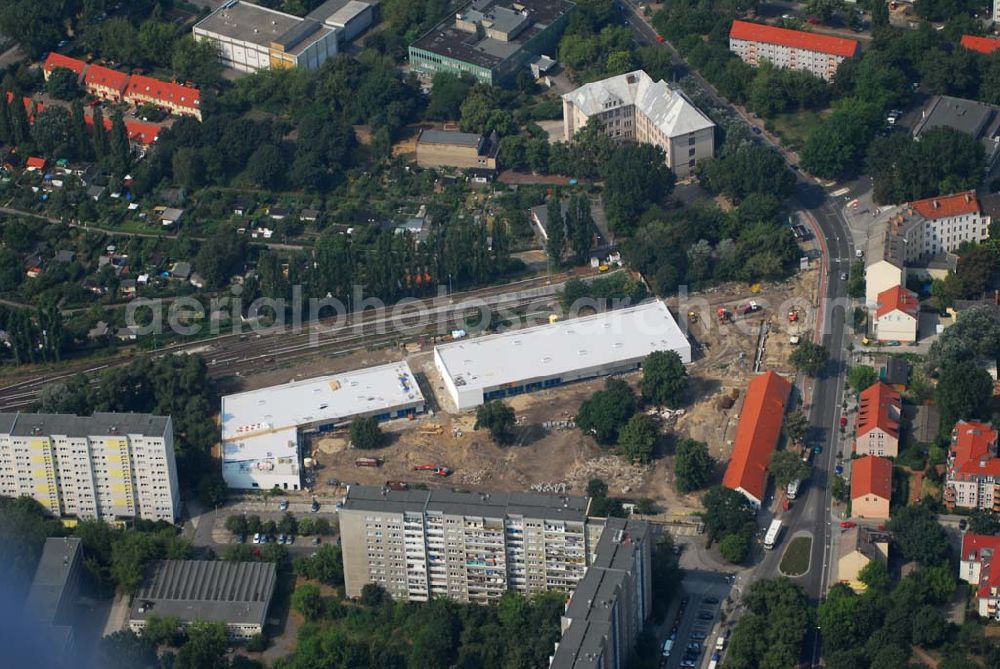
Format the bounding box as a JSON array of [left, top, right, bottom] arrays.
[[805, 0, 845, 21], [701, 486, 755, 541], [769, 450, 810, 489], [474, 400, 516, 445], [567, 194, 594, 263], [292, 583, 325, 620], [617, 413, 657, 464], [545, 194, 565, 267], [46, 67, 82, 100], [847, 365, 878, 393], [278, 512, 298, 536], [245, 144, 284, 190], [292, 544, 344, 586], [783, 410, 809, 443], [602, 143, 675, 234], [586, 478, 609, 498], [936, 360, 993, 429], [576, 378, 636, 445], [700, 144, 794, 203], [108, 111, 131, 176], [173, 620, 228, 669], [224, 515, 248, 536], [426, 72, 473, 120], [789, 340, 829, 376], [887, 502, 950, 566], [349, 416, 385, 450], [719, 532, 751, 564], [143, 614, 181, 646], [97, 630, 157, 669], [640, 350, 688, 408], [32, 106, 73, 157], [801, 97, 881, 179], [171, 35, 223, 87], [725, 578, 811, 669], [674, 438, 715, 493], [858, 558, 890, 591], [911, 605, 948, 647], [172, 148, 206, 190], [194, 227, 246, 290]]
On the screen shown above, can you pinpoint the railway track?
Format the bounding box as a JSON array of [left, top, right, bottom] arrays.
[[0, 271, 591, 410]]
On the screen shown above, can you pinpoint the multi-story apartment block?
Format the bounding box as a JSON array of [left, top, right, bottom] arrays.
[[0, 412, 180, 522], [562, 70, 715, 178], [959, 533, 1000, 619], [944, 421, 1000, 511], [339, 485, 600, 603], [854, 382, 901, 457], [550, 518, 651, 669], [865, 191, 991, 306], [729, 20, 860, 81]]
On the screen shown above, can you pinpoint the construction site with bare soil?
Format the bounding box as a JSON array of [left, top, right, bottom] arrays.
[[295, 261, 819, 521]]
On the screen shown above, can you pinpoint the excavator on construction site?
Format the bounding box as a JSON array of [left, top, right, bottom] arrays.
[[413, 464, 453, 477]]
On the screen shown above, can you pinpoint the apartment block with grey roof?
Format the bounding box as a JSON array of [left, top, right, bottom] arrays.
[[549, 518, 651, 669], [0, 412, 179, 522], [339, 485, 601, 602]]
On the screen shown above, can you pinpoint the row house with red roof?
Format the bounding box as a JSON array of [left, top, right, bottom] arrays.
[[42, 53, 201, 119], [873, 284, 918, 343], [961, 34, 1000, 54], [124, 75, 201, 121], [722, 371, 793, 508], [944, 421, 1000, 511], [959, 533, 1000, 619], [729, 20, 860, 81], [855, 382, 901, 457]]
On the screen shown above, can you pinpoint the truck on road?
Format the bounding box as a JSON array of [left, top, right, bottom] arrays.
[[763, 519, 782, 550]]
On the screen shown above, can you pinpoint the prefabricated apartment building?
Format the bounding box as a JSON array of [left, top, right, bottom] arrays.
[[434, 300, 692, 411], [220, 361, 425, 490]]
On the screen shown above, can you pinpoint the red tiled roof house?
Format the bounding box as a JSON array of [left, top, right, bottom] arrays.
[[850, 455, 892, 520], [874, 284, 919, 343], [959, 533, 1000, 619], [722, 371, 792, 508], [124, 74, 202, 121], [729, 20, 860, 81], [855, 382, 901, 457], [42, 53, 87, 82], [944, 421, 1000, 511], [961, 35, 1000, 54], [84, 64, 129, 101]]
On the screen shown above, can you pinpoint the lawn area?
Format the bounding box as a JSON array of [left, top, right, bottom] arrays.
[[766, 110, 828, 152], [779, 536, 812, 576]]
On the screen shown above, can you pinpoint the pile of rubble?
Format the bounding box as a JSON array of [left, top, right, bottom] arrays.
[[566, 456, 647, 493]]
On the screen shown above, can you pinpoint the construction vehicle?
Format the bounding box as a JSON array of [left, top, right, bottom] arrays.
[[419, 424, 444, 435], [716, 307, 731, 323], [355, 457, 384, 467], [688, 311, 698, 323], [385, 481, 408, 491], [598, 264, 609, 273], [788, 309, 799, 323], [434, 467, 452, 477], [413, 464, 438, 471]]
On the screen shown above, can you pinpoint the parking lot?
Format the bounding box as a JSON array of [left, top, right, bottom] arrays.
[[660, 571, 734, 669]]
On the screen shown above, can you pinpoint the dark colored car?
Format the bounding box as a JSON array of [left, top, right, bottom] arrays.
[[697, 612, 714, 621]]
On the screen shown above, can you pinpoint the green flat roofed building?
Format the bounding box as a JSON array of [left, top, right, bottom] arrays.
[[409, 0, 575, 85]]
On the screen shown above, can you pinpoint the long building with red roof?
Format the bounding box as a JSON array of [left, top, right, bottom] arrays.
[[855, 382, 900, 457], [722, 370, 792, 508], [961, 35, 1000, 54], [84, 64, 130, 101], [729, 20, 860, 81], [850, 455, 892, 520], [945, 421, 1000, 511], [124, 75, 201, 121]]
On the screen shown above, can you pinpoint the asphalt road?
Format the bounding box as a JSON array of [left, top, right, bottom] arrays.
[[614, 2, 856, 665]]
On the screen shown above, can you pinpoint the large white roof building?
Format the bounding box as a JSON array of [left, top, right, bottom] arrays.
[[220, 361, 425, 490], [434, 301, 691, 411], [562, 70, 715, 177]]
